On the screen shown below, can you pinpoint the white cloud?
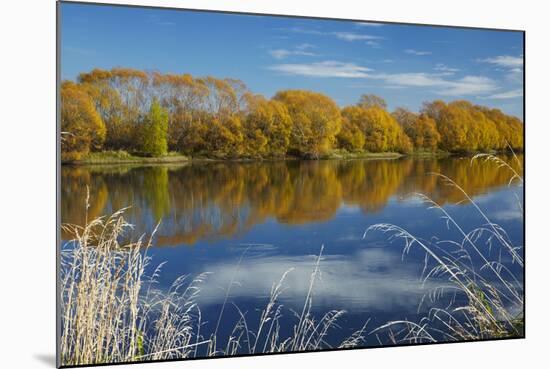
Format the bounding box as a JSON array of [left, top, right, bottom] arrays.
[[366, 40, 380, 47], [355, 22, 384, 27], [282, 27, 382, 43], [441, 76, 498, 95], [296, 43, 315, 50], [269, 48, 317, 60], [434, 63, 460, 74], [405, 49, 432, 56], [268, 61, 372, 78], [490, 209, 523, 221], [371, 73, 498, 96], [195, 248, 440, 311], [479, 55, 523, 89], [480, 55, 523, 68], [269, 60, 498, 96], [487, 89, 523, 99], [334, 32, 382, 42]]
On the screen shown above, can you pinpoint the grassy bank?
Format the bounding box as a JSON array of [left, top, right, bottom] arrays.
[[61, 149, 454, 165], [63, 147, 519, 166], [63, 150, 191, 165]]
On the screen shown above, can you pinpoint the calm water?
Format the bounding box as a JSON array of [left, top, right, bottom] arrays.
[[61, 156, 523, 348]]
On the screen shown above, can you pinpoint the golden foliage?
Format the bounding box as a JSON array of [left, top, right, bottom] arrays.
[[63, 68, 523, 158], [274, 90, 342, 157], [61, 81, 106, 160]]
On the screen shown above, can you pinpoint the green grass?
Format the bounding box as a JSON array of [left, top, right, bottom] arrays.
[[62, 148, 494, 165], [65, 150, 190, 165], [320, 149, 404, 160]]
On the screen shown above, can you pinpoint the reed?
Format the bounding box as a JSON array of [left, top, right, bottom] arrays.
[[60, 201, 367, 366], [367, 152, 524, 343]]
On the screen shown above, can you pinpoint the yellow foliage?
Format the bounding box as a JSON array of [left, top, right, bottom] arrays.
[[63, 67, 524, 158], [342, 105, 411, 153], [274, 90, 342, 158], [60, 81, 106, 160]]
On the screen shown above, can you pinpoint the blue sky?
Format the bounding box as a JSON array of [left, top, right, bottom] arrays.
[[60, 2, 524, 118]]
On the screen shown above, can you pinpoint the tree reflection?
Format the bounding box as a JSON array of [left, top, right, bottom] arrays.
[[61, 155, 523, 246]]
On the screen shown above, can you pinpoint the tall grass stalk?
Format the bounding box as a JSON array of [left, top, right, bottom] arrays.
[[368, 153, 524, 343], [60, 203, 367, 366]]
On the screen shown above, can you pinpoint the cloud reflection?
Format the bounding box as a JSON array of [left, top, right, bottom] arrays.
[[196, 248, 439, 313]]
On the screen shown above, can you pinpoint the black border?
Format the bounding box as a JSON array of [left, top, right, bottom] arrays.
[[56, 1, 526, 368]]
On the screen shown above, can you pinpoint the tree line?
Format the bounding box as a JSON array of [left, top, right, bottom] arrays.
[[61, 67, 524, 160]]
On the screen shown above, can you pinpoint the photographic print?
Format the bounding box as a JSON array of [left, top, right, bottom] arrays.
[[58, 1, 524, 367]]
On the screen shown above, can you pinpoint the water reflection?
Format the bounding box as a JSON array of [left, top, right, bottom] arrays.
[[61, 155, 523, 246], [196, 247, 442, 311]]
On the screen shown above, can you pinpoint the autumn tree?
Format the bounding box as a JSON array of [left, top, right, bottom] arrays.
[[202, 115, 244, 158], [78, 68, 148, 150], [152, 72, 208, 151], [140, 98, 168, 157], [243, 94, 292, 157], [357, 94, 387, 110], [336, 117, 366, 152], [474, 106, 523, 150], [393, 107, 440, 151], [274, 90, 342, 158], [60, 81, 106, 160], [341, 105, 411, 153], [62, 67, 523, 158]]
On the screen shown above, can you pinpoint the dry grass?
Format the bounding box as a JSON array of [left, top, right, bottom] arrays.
[[59, 200, 367, 366], [367, 153, 524, 344], [59, 201, 208, 366]]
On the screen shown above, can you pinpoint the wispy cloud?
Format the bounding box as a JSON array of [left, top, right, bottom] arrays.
[[355, 22, 384, 27], [281, 27, 382, 43], [268, 43, 318, 60], [334, 32, 382, 42], [366, 40, 381, 48], [480, 55, 523, 84], [434, 63, 460, 74], [296, 43, 315, 50], [487, 89, 523, 99], [269, 60, 498, 96], [405, 49, 432, 56], [268, 61, 372, 78], [374, 73, 497, 95], [269, 49, 317, 60], [196, 249, 440, 311], [480, 55, 523, 68]]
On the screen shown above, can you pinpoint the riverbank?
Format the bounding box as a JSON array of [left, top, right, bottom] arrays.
[[62, 148, 521, 165], [61, 149, 456, 165], [62, 151, 191, 165]]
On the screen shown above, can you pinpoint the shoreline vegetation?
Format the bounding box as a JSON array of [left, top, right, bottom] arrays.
[[61, 68, 523, 163], [61, 148, 516, 166], [61, 149, 518, 166], [62, 149, 412, 165], [60, 154, 523, 366]]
